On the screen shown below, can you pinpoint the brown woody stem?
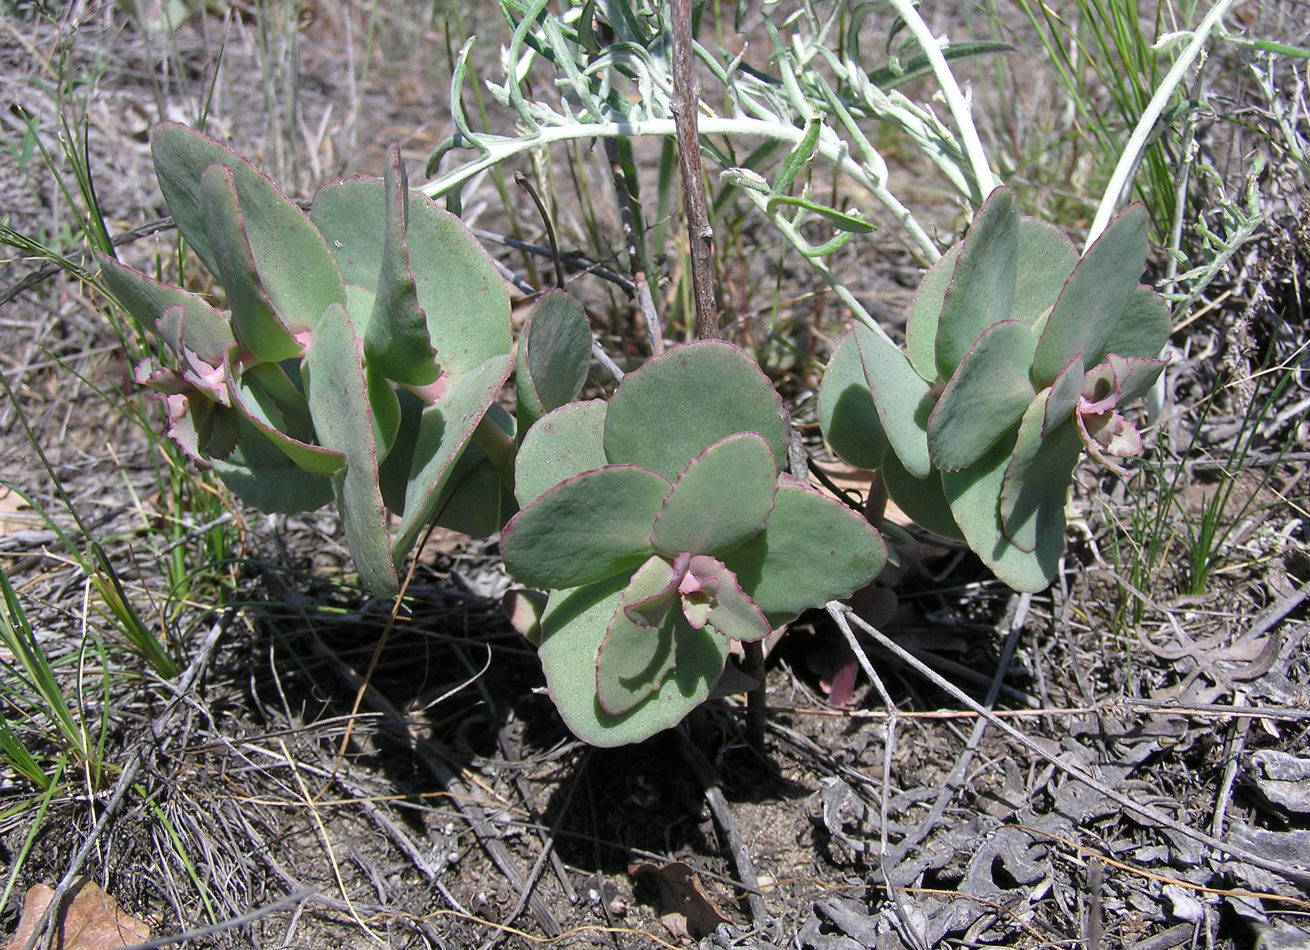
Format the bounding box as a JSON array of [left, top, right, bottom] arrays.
[[670, 0, 718, 340]]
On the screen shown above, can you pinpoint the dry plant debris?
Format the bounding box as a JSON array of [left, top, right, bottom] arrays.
[[5, 882, 149, 950]]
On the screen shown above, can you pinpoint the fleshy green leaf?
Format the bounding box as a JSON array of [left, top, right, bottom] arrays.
[[200, 163, 306, 361], [227, 357, 345, 476], [365, 144, 440, 386], [818, 329, 886, 469], [622, 554, 682, 629], [721, 477, 886, 622], [151, 123, 345, 344], [649, 433, 776, 558], [1102, 353, 1168, 404], [1040, 357, 1085, 434], [305, 302, 397, 596], [516, 290, 592, 433], [934, 187, 1019, 379], [97, 255, 233, 367], [366, 364, 403, 457], [311, 177, 388, 290], [999, 399, 1081, 553], [425, 403, 518, 536], [1097, 284, 1171, 365], [603, 341, 788, 481], [853, 325, 934, 478], [211, 414, 334, 513], [597, 556, 681, 715], [537, 577, 729, 747], [927, 320, 1038, 472], [1012, 217, 1079, 329], [942, 437, 1060, 592], [904, 243, 961, 382], [392, 354, 513, 564], [1032, 203, 1149, 386], [880, 449, 963, 541], [500, 465, 670, 590], [405, 192, 512, 374], [514, 399, 608, 506], [690, 556, 771, 642]]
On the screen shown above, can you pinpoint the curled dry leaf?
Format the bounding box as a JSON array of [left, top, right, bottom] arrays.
[[6, 881, 149, 950], [628, 860, 731, 941]]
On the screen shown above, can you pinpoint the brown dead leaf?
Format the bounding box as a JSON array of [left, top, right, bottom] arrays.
[[6, 881, 149, 950], [629, 860, 731, 942], [0, 486, 36, 538]]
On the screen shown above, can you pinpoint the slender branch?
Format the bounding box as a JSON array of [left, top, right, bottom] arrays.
[[884, 0, 998, 201], [826, 601, 1310, 890], [514, 171, 565, 289], [670, 0, 719, 340], [604, 137, 664, 354], [420, 116, 942, 261]]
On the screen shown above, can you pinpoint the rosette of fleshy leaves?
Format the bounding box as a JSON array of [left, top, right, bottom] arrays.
[[501, 341, 886, 747], [97, 123, 517, 595], [819, 187, 1169, 592]]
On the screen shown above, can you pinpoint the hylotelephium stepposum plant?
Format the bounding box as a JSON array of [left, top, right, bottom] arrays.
[[98, 123, 517, 595], [501, 341, 885, 746], [820, 187, 1171, 592]]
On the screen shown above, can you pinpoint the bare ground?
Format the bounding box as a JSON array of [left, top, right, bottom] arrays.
[[1, 2, 1308, 949]]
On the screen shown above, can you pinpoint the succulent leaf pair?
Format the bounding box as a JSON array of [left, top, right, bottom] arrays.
[[820, 187, 1170, 591], [502, 342, 886, 746], [98, 124, 515, 594]]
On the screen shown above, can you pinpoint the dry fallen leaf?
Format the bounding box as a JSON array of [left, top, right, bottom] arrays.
[[629, 860, 731, 941], [6, 881, 149, 950], [0, 486, 35, 538]]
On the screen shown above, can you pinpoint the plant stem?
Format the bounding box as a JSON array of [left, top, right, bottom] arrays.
[[884, 0, 998, 202], [470, 414, 516, 488], [604, 137, 664, 354], [670, 0, 718, 340]]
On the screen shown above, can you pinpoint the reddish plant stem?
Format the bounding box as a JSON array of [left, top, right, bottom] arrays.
[[670, 0, 718, 340]]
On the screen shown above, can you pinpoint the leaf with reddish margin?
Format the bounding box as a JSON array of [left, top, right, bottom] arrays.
[[516, 290, 593, 434], [391, 353, 513, 565], [880, 448, 963, 541], [597, 555, 682, 715], [537, 577, 729, 747], [603, 341, 788, 481], [942, 437, 1060, 592], [927, 319, 1038, 472], [1000, 399, 1081, 552], [649, 433, 776, 558], [513, 399, 608, 506], [305, 302, 396, 595], [500, 464, 670, 591], [1032, 203, 1149, 386], [720, 478, 886, 622], [688, 556, 771, 642], [151, 122, 344, 342], [904, 243, 961, 383], [818, 329, 886, 469], [365, 143, 440, 386], [933, 187, 1019, 379], [227, 356, 345, 477], [200, 163, 305, 361], [853, 324, 934, 479]]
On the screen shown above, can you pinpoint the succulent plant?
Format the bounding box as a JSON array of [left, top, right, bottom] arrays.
[[98, 124, 514, 595], [501, 341, 886, 746], [820, 187, 1170, 591]]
